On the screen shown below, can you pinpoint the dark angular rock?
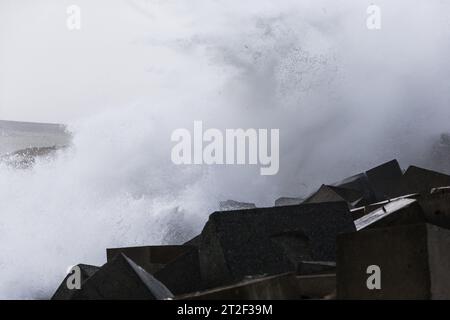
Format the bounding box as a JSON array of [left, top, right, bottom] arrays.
[[106, 245, 193, 274], [337, 223, 450, 299], [154, 247, 202, 295], [51, 264, 99, 300], [71, 253, 173, 300], [198, 202, 355, 288]]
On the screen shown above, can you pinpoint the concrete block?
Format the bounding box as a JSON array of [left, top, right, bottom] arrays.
[[418, 188, 450, 229], [295, 274, 336, 299], [71, 253, 173, 300], [394, 165, 450, 197], [179, 273, 300, 300], [198, 202, 355, 288], [303, 185, 362, 207], [297, 261, 336, 275], [354, 198, 425, 231], [51, 264, 99, 300], [365, 159, 403, 200], [337, 223, 450, 299], [154, 247, 202, 295], [331, 172, 375, 205], [106, 245, 193, 274], [179, 273, 335, 300]]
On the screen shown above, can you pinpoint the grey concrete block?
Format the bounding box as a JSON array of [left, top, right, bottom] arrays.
[[418, 188, 450, 229], [179, 273, 300, 300], [183, 234, 201, 247], [106, 245, 193, 274], [331, 172, 375, 205], [154, 247, 202, 295], [198, 202, 355, 288], [337, 223, 450, 299], [51, 264, 99, 300], [365, 159, 403, 200], [71, 253, 173, 300], [393, 165, 450, 197], [178, 273, 335, 300], [303, 185, 363, 207], [354, 197, 425, 231], [296, 261, 336, 275]]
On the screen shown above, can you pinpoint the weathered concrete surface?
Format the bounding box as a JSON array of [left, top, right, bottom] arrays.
[[183, 235, 201, 247], [354, 198, 425, 231], [154, 247, 202, 295], [70, 253, 173, 300], [178, 273, 335, 300], [179, 273, 300, 300], [393, 165, 450, 197], [51, 264, 99, 300], [331, 172, 375, 205], [106, 245, 193, 274], [337, 223, 450, 299], [296, 261, 336, 275], [365, 159, 403, 200], [303, 185, 362, 207], [417, 188, 450, 229], [295, 274, 336, 299], [198, 202, 355, 288]]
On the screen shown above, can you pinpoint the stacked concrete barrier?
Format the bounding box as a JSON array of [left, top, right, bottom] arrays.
[[51, 159, 450, 300]]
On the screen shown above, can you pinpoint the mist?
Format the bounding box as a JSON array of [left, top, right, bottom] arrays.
[[1, 0, 450, 298]]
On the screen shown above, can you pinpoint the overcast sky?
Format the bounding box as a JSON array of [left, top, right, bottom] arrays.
[[2, 0, 450, 125], [0, 0, 173, 123]]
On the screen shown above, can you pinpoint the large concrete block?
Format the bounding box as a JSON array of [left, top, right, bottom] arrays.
[[106, 245, 193, 274], [179, 273, 335, 300], [71, 253, 173, 300], [154, 247, 203, 295], [393, 165, 450, 197], [303, 185, 363, 207], [354, 197, 425, 231], [365, 159, 403, 200], [51, 264, 99, 300], [296, 261, 336, 275], [179, 273, 300, 300], [329, 159, 404, 204], [337, 223, 450, 299], [198, 202, 355, 288], [331, 172, 375, 205], [183, 235, 201, 247], [418, 187, 450, 229]]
